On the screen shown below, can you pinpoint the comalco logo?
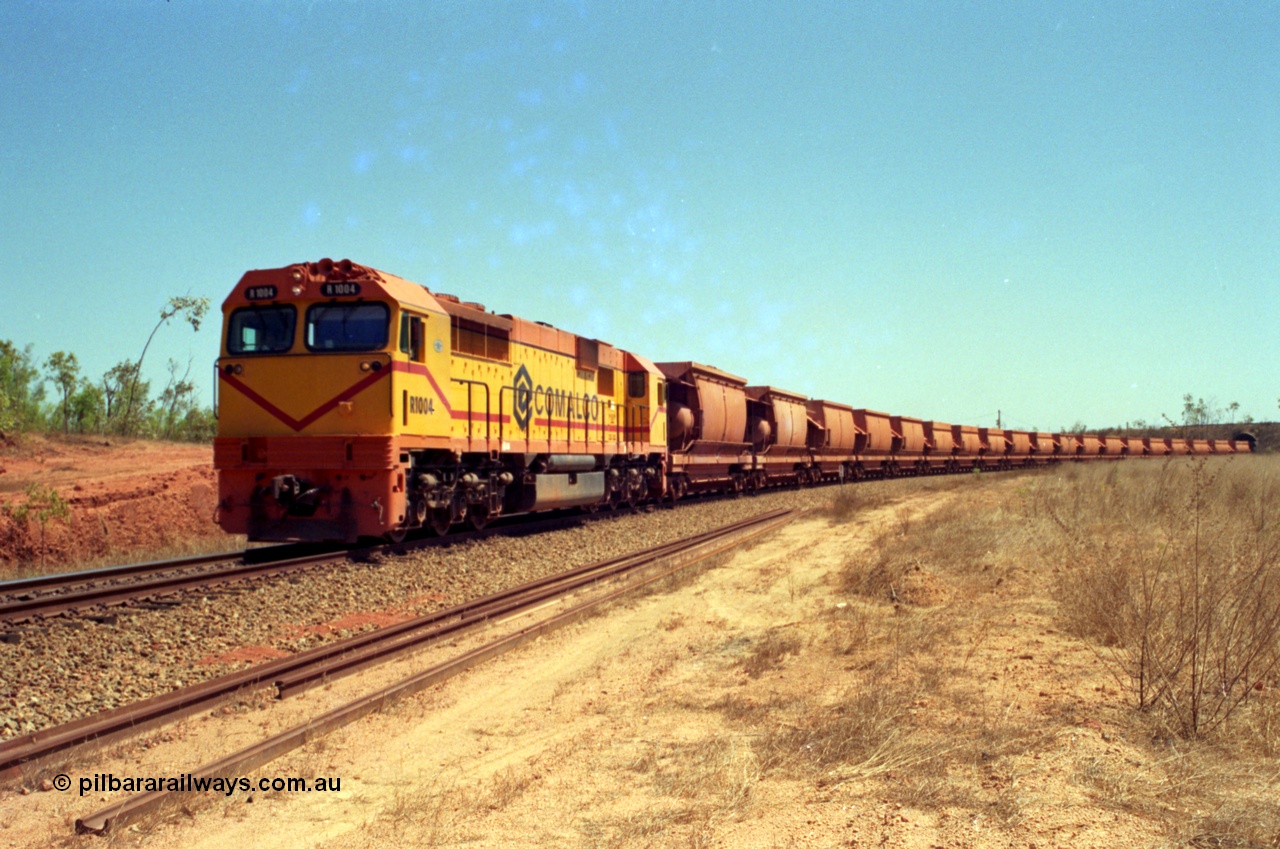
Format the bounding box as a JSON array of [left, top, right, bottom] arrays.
[[512, 364, 533, 431]]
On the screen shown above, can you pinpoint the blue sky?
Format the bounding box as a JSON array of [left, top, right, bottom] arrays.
[[2, 1, 1276, 432]]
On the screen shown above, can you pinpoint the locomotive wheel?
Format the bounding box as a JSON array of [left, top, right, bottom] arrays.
[[469, 507, 490, 531], [428, 509, 452, 536], [385, 527, 408, 544]]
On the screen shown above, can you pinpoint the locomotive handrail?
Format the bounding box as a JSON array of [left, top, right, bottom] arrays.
[[629, 403, 650, 452], [451, 378, 491, 449], [539, 386, 553, 452]]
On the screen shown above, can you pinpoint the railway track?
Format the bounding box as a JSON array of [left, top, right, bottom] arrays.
[[6, 461, 1059, 630], [1, 507, 796, 832], [0, 503, 684, 625], [0, 546, 345, 624]]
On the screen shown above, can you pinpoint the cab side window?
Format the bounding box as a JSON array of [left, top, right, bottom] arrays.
[[628, 372, 647, 399], [399, 313, 426, 363]]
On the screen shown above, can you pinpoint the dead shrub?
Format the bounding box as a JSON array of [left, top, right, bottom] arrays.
[[739, 629, 802, 678], [650, 736, 760, 812], [843, 496, 1010, 605], [824, 485, 862, 523], [1047, 457, 1280, 738], [753, 667, 931, 782]]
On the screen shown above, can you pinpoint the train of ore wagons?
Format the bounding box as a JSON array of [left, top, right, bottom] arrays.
[[212, 259, 1254, 544]]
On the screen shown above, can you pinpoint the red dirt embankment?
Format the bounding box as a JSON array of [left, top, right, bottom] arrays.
[[0, 436, 228, 574]]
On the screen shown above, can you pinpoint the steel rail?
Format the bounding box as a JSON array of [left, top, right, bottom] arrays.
[[0, 548, 357, 623], [0, 509, 790, 775], [0, 498, 688, 624], [0, 550, 249, 596], [75, 507, 796, 834]]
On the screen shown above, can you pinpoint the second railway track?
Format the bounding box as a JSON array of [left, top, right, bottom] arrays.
[[0, 502, 706, 625], [0, 508, 796, 834]]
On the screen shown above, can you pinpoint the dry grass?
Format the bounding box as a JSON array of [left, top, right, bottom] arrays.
[[738, 628, 802, 678], [349, 760, 545, 848], [2, 532, 246, 581], [1022, 455, 1280, 844], [1041, 457, 1280, 738], [751, 666, 933, 783]]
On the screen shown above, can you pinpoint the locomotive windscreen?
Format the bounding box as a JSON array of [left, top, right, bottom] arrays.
[[305, 303, 390, 352], [227, 305, 296, 354]]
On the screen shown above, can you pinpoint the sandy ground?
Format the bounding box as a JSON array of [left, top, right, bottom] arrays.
[[0, 479, 1186, 849], [0, 436, 227, 574]]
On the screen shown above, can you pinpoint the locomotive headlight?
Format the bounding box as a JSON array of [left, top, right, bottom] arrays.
[[291, 285, 304, 296], [359, 361, 371, 372], [291, 269, 303, 281]]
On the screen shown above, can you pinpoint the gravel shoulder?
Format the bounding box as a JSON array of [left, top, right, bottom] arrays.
[[0, 489, 837, 737]]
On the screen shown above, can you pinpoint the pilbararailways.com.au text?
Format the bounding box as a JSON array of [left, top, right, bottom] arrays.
[[74, 773, 342, 798]]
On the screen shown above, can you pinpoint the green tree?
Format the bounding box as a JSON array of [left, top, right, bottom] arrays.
[[43, 351, 81, 433], [0, 340, 42, 435], [101, 361, 149, 435], [68, 381, 104, 433], [5, 483, 70, 568], [101, 359, 144, 433], [152, 358, 199, 440], [122, 296, 209, 435]]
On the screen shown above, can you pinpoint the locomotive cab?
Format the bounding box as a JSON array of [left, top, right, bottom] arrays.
[[215, 260, 454, 542]]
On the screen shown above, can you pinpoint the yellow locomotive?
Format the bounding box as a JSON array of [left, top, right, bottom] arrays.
[[214, 259, 667, 542]]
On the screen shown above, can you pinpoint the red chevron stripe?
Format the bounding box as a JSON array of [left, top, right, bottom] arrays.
[[219, 368, 391, 432]]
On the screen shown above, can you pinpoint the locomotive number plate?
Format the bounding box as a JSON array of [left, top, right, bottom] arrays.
[[320, 282, 362, 297], [245, 285, 277, 300]]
